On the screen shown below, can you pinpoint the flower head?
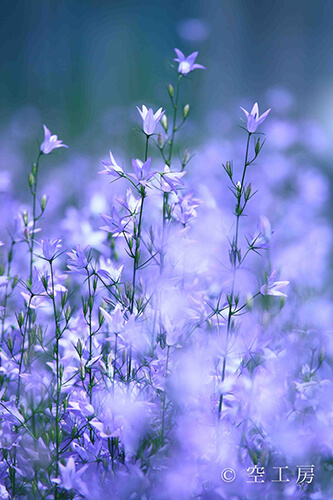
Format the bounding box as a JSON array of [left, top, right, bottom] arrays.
[[260, 270, 289, 297], [99, 150, 123, 177], [136, 105, 165, 135], [130, 157, 156, 185], [240, 103, 271, 133], [174, 49, 205, 75], [40, 125, 68, 154]]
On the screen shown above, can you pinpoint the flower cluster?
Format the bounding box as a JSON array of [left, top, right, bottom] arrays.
[[0, 48, 331, 500]]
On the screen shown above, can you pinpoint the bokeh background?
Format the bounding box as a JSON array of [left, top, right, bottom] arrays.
[[1, 0, 333, 271]]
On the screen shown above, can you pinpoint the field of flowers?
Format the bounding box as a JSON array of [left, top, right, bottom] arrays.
[[0, 48, 332, 499]]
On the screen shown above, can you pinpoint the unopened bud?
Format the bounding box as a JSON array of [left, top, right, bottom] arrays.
[[225, 161, 232, 178], [17, 312, 25, 327], [255, 138, 261, 156], [161, 114, 168, 131], [40, 195, 47, 212], [7, 334, 13, 352], [42, 276, 48, 291], [246, 293, 253, 311], [61, 292, 68, 308], [22, 210, 28, 226], [29, 173, 35, 188], [183, 148, 190, 166], [76, 338, 83, 357], [183, 104, 190, 119], [319, 348, 325, 365], [32, 163, 37, 176], [157, 133, 164, 148], [65, 305, 71, 322], [168, 84, 174, 98], [98, 308, 105, 327], [245, 183, 252, 201]]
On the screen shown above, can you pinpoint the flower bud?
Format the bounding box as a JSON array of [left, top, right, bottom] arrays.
[[42, 276, 48, 290], [161, 114, 168, 131], [245, 293, 253, 311], [98, 308, 105, 327], [29, 173, 35, 188], [32, 163, 37, 176], [61, 292, 68, 308], [224, 161, 233, 178], [182, 148, 190, 166], [183, 104, 190, 119], [168, 84, 174, 98], [40, 195, 47, 212], [17, 312, 25, 327], [255, 138, 261, 156], [245, 183, 252, 201], [76, 338, 83, 357], [22, 209, 28, 226], [65, 305, 71, 322], [319, 347, 325, 365], [157, 133, 164, 148], [6, 333, 13, 353]]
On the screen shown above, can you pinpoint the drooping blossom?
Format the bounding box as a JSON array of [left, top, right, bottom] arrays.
[[240, 102, 271, 133], [174, 49, 205, 75], [40, 125, 68, 154], [99, 150, 123, 177], [260, 270, 289, 297], [136, 105, 165, 135], [130, 158, 156, 185]]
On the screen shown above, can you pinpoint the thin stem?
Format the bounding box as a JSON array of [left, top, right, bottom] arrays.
[[130, 135, 149, 314], [29, 152, 42, 285], [219, 132, 251, 419]]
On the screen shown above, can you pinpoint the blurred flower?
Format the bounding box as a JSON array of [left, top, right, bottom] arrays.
[[174, 49, 205, 75], [97, 257, 123, 283], [100, 207, 131, 236], [40, 238, 62, 261], [240, 102, 271, 133], [260, 270, 289, 297], [160, 165, 186, 193], [67, 246, 90, 274], [52, 456, 88, 496], [40, 125, 68, 154], [136, 105, 165, 135], [99, 150, 123, 177]]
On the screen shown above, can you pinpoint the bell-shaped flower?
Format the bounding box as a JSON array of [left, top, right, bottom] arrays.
[[260, 270, 289, 297], [99, 150, 123, 177], [174, 48, 205, 75], [100, 207, 131, 236], [136, 105, 165, 135], [97, 257, 123, 283], [160, 165, 186, 193], [40, 238, 62, 261], [40, 125, 68, 154], [130, 157, 156, 185], [240, 102, 271, 133]]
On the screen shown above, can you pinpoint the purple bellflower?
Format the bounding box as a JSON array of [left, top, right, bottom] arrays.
[[99, 150, 123, 177], [130, 157, 156, 185], [40, 125, 68, 154], [174, 49, 205, 75], [240, 102, 271, 133], [136, 105, 165, 135], [260, 270, 289, 297]]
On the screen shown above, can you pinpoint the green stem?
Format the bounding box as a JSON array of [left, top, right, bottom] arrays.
[[130, 135, 149, 313], [219, 132, 251, 418], [49, 260, 61, 500]]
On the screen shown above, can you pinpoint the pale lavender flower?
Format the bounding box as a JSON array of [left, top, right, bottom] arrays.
[[40, 238, 62, 261], [174, 48, 205, 75], [99, 150, 123, 177], [52, 456, 88, 496], [97, 257, 123, 283], [40, 125, 68, 154], [240, 102, 271, 133], [260, 270, 289, 297], [136, 105, 165, 135], [117, 188, 142, 215], [100, 207, 130, 236], [130, 157, 156, 185], [160, 165, 186, 193], [67, 246, 90, 274]]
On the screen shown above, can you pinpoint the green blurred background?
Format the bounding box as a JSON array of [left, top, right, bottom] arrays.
[[1, 0, 333, 159]]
